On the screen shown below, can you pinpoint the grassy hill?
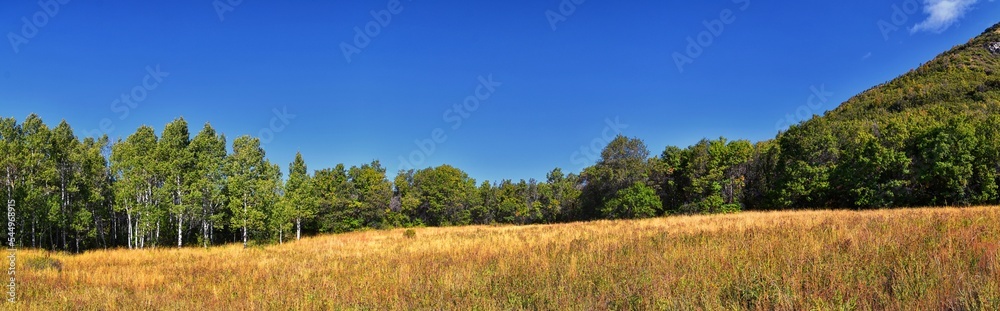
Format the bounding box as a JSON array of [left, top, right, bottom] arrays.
[[829, 23, 1000, 122], [18, 206, 1000, 310], [637, 23, 1000, 215], [743, 22, 1000, 210]]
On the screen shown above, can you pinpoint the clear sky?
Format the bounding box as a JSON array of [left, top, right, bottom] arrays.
[[1, 0, 998, 182]]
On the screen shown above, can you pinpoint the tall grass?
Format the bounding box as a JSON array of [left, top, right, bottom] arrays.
[[13, 206, 1000, 310]]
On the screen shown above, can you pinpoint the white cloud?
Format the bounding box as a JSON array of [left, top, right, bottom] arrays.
[[909, 0, 980, 34]]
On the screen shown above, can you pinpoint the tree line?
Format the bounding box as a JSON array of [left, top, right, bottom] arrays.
[[1, 109, 999, 252]]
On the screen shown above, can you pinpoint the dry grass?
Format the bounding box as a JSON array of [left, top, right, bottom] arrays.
[[11, 206, 1000, 310]]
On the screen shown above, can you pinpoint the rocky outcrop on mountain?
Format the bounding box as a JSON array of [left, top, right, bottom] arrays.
[[989, 42, 1000, 55]]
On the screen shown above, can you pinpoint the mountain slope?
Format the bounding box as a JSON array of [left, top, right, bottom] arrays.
[[758, 22, 1000, 209], [829, 23, 1000, 122]]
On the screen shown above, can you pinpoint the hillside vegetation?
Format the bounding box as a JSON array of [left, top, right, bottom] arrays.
[[747, 22, 1000, 210], [830, 23, 1000, 121], [17, 206, 1000, 310]]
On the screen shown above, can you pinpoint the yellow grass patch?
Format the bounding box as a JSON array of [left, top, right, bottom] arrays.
[[13, 206, 1000, 310]]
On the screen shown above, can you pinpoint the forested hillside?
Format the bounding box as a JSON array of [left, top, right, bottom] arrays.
[[753, 23, 1000, 209], [2, 23, 1000, 252]]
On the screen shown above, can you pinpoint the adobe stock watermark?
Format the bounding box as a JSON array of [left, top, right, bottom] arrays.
[[213, 0, 245, 22], [570, 117, 629, 169], [876, 0, 920, 41], [774, 85, 834, 131], [6, 198, 15, 303], [82, 65, 170, 139], [258, 107, 296, 145], [672, 0, 750, 73], [545, 0, 590, 31], [397, 74, 502, 172], [340, 0, 412, 63], [7, 0, 72, 54]]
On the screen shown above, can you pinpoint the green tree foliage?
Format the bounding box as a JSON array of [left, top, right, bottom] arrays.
[[111, 126, 163, 249], [911, 118, 978, 205], [158, 118, 194, 247], [652, 138, 752, 214], [686, 138, 752, 213], [73, 136, 111, 250], [347, 161, 393, 229], [539, 168, 581, 223], [470, 180, 494, 224], [601, 182, 661, 219], [493, 179, 524, 224], [313, 161, 394, 232], [409, 165, 476, 226], [21, 115, 56, 249], [283, 152, 316, 241], [391, 169, 422, 227], [0, 117, 25, 249], [830, 121, 911, 208], [50, 121, 83, 251], [773, 119, 839, 209], [189, 123, 227, 247], [972, 115, 1000, 204], [579, 135, 650, 219], [226, 136, 280, 248], [742, 140, 780, 210], [314, 164, 355, 233], [0, 117, 22, 202]]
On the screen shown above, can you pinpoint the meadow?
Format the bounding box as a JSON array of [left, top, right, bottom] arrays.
[[14, 206, 1000, 310]]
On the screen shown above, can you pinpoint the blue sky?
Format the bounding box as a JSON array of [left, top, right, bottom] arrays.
[[1, 0, 998, 183]]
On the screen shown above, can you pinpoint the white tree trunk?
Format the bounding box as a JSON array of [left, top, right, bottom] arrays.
[[296, 218, 301, 241], [176, 180, 183, 248], [126, 210, 133, 249], [60, 171, 66, 250], [5, 168, 11, 204], [202, 197, 209, 248], [155, 221, 160, 247], [242, 200, 248, 248], [136, 212, 144, 249], [177, 215, 183, 248], [202, 220, 209, 248]]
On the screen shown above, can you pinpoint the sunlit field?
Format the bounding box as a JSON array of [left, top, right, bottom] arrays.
[[16, 206, 1000, 310]]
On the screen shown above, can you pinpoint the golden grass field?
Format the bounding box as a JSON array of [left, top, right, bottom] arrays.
[[13, 206, 1000, 310]]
